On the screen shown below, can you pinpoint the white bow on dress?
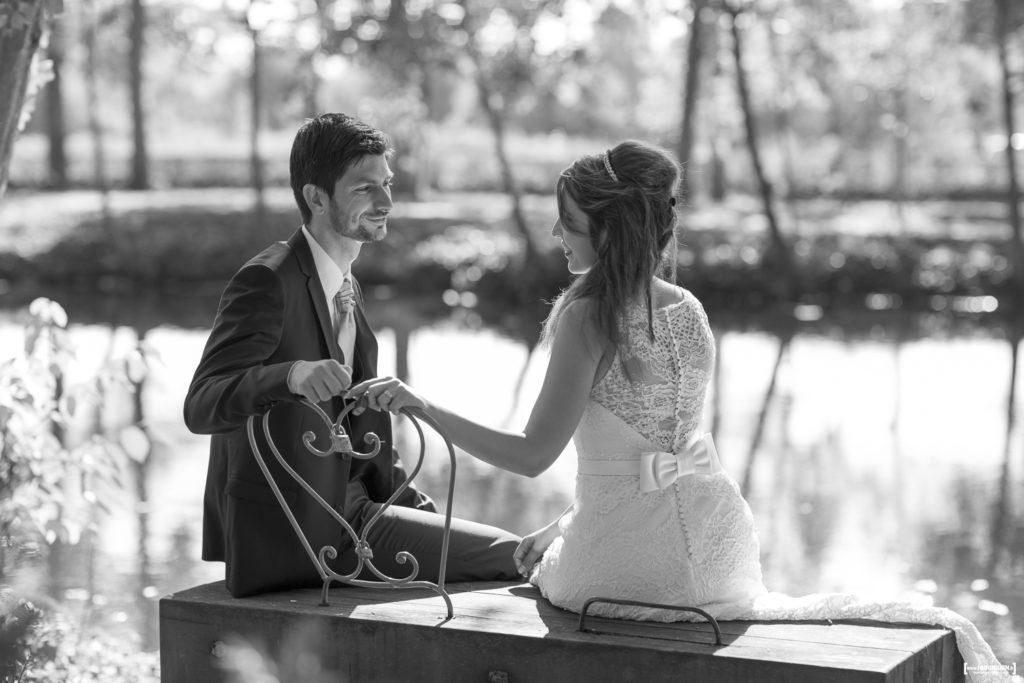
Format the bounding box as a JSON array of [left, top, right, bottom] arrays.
[[638, 432, 719, 492]]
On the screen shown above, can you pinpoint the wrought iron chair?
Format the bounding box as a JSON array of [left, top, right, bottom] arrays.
[[245, 399, 456, 618]]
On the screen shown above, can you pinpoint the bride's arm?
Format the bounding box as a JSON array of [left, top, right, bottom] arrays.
[[347, 299, 605, 477]]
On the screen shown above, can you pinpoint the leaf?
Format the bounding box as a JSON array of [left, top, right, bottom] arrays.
[[62, 519, 81, 545], [139, 341, 162, 364], [124, 349, 148, 384], [60, 393, 77, 418], [28, 298, 68, 328], [119, 425, 150, 463]]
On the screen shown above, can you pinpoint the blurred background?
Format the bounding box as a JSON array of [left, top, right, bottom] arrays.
[[0, 0, 1022, 679]]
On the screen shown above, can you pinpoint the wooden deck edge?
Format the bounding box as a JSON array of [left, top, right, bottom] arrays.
[[159, 581, 964, 683]]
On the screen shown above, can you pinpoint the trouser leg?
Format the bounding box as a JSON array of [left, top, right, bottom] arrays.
[[341, 481, 521, 583]]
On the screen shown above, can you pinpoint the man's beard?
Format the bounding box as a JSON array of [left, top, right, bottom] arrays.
[[329, 201, 387, 242]]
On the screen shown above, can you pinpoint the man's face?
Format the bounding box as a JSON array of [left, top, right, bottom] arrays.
[[326, 154, 394, 243]]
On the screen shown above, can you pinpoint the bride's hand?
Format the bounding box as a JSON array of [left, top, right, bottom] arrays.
[[513, 522, 560, 578], [345, 377, 427, 415]]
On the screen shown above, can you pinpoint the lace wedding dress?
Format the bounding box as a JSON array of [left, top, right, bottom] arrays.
[[531, 289, 1007, 682]]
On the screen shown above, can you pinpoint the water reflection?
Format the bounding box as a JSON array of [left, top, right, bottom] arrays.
[[990, 327, 1020, 576], [0, 289, 1021, 670]]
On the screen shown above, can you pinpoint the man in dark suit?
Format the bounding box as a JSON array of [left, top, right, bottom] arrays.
[[184, 113, 520, 598]]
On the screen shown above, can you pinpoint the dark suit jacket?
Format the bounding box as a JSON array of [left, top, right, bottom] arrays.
[[184, 229, 434, 597]]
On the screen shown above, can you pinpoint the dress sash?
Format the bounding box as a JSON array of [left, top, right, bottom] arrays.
[[578, 432, 723, 492]]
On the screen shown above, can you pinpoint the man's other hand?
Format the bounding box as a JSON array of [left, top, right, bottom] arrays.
[[287, 360, 353, 403]]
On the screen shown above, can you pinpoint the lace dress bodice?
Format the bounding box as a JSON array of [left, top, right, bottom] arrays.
[[589, 291, 714, 453]]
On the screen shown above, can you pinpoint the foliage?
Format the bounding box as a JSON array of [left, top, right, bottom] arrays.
[[0, 592, 159, 683], [11, 0, 1021, 198], [0, 297, 160, 681], [0, 298, 124, 571]]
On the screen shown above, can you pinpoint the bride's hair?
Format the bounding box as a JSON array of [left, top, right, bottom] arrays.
[[542, 140, 681, 355]]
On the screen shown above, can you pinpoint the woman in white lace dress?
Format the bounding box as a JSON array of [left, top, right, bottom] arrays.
[[349, 141, 1007, 681]]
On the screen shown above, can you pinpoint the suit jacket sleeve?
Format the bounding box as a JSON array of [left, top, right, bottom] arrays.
[[184, 263, 296, 434]]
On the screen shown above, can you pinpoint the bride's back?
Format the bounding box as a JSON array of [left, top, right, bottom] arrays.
[[587, 285, 715, 455]]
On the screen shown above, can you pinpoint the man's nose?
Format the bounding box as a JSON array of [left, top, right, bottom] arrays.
[[376, 187, 393, 212]]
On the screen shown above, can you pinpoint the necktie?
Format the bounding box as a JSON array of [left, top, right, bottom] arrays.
[[334, 277, 356, 365]]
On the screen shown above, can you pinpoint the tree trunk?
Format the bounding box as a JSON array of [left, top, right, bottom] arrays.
[[890, 84, 908, 231], [457, 0, 542, 271], [995, 0, 1023, 294], [83, 0, 108, 195], [987, 329, 1018, 575], [0, 0, 46, 199], [679, 0, 706, 201], [249, 19, 265, 207], [303, 0, 327, 116], [474, 79, 541, 267], [725, 3, 796, 299], [128, 0, 149, 189], [765, 10, 801, 231], [45, 13, 67, 189]]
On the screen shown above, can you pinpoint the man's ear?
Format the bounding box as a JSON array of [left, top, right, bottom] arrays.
[[303, 184, 326, 216]]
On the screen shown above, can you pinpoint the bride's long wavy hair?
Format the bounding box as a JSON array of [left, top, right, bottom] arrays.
[[541, 140, 682, 356]]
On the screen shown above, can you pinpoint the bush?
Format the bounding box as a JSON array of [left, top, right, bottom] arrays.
[[0, 298, 160, 682]]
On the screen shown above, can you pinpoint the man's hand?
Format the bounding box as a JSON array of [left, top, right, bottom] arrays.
[[287, 360, 353, 403]]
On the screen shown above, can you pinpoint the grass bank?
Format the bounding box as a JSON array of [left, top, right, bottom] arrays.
[[0, 188, 1019, 323]]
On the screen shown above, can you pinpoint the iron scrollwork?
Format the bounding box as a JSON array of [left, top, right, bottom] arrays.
[[245, 399, 455, 618]]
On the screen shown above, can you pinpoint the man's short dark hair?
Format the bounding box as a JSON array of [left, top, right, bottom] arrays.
[[289, 113, 392, 225]]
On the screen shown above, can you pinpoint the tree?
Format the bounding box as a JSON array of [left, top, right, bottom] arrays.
[[722, 0, 796, 299], [82, 0, 109, 196], [335, 0, 464, 197], [128, 0, 149, 189], [457, 0, 546, 269], [223, 0, 270, 206], [248, 4, 265, 206], [679, 0, 709, 201], [43, 10, 66, 189], [0, 0, 56, 200], [993, 0, 1023, 292], [338, 0, 555, 266]]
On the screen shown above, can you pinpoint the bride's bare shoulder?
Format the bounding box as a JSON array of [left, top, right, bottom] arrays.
[[651, 278, 687, 309]]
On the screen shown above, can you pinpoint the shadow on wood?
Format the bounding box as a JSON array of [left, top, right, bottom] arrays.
[[160, 581, 964, 682]]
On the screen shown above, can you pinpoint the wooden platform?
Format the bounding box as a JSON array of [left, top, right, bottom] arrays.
[[160, 581, 964, 682]]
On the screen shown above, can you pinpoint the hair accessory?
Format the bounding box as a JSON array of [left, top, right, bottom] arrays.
[[602, 151, 619, 183]]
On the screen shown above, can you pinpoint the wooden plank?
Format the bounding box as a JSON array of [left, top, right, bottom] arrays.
[[160, 581, 964, 683], [453, 583, 958, 652]]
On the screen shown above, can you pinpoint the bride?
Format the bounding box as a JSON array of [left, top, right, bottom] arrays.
[[348, 140, 1008, 682]]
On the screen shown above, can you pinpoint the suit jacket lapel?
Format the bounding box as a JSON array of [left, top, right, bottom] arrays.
[[289, 229, 341, 363]]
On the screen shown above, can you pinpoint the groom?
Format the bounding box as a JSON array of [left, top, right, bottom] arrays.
[[184, 113, 520, 597]]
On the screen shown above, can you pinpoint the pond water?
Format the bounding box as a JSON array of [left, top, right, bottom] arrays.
[[2, 289, 1022, 674]]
